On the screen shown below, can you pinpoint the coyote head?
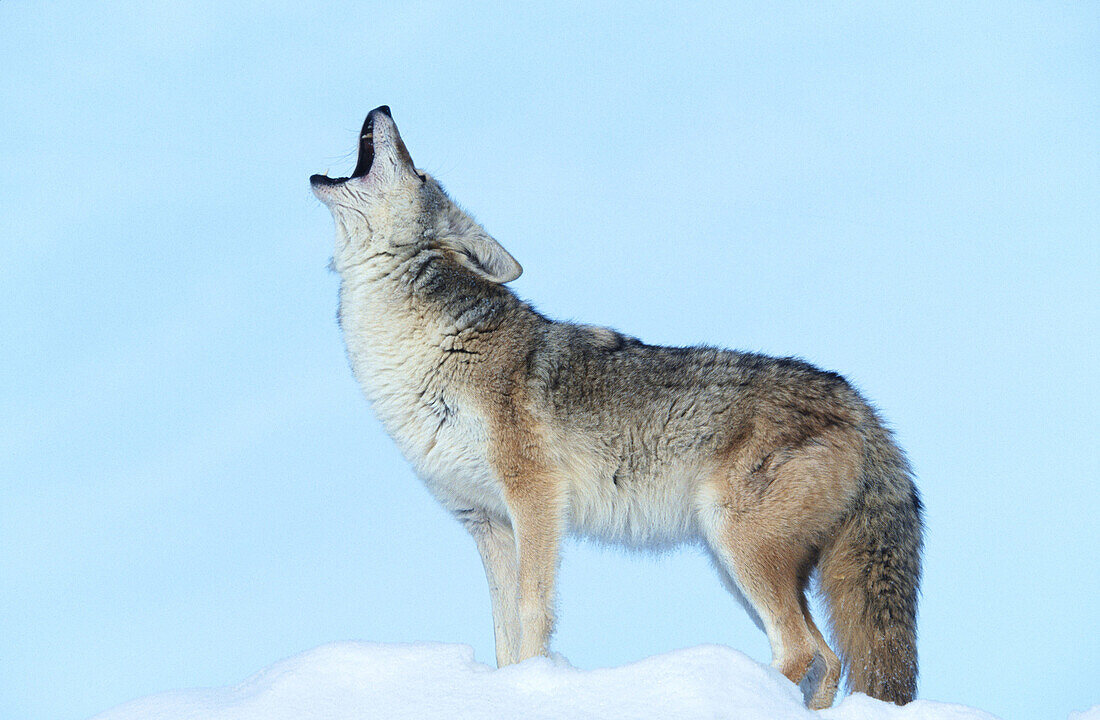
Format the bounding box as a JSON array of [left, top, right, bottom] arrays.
[[311, 106, 522, 283]]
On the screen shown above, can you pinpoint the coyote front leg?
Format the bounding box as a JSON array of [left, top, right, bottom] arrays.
[[460, 509, 521, 667], [507, 486, 563, 662]]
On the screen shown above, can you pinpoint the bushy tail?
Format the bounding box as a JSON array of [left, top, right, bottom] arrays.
[[818, 426, 923, 704]]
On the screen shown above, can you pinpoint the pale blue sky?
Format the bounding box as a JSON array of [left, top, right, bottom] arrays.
[[2, 3, 1097, 719]]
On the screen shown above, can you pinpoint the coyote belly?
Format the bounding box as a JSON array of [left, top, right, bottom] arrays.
[[311, 106, 923, 709]]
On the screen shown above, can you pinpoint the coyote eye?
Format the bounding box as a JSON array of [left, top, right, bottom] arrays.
[[417, 172, 427, 183]]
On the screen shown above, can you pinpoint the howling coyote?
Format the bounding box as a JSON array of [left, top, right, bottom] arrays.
[[311, 106, 923, 709]]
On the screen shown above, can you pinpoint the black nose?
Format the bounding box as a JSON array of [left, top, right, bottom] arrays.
[[372, 105, 392, 118]]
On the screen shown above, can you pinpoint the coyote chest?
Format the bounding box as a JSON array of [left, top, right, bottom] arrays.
[[339, 289, 506, 516]]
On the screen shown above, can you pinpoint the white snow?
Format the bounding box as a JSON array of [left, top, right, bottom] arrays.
[[90, 642, 1031, 720]]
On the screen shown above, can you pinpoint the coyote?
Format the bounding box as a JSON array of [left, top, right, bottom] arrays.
[[311, 106, 922, 709]]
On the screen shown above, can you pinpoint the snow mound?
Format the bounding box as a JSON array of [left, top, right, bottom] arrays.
[[92, 642, 1002, 720]]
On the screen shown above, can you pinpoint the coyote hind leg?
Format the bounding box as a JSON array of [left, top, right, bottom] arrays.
[[701, 481, 847, 707], [703, 428, 859, 707], [705, 518, 820, 689], [801, 593, 842, 709], [707, 541, 838, 708]]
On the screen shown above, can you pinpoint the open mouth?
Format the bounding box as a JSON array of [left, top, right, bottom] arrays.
[[311, 106, 389, 186], [350, 110, 377, 178]]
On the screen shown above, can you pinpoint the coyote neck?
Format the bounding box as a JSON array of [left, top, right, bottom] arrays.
[[335, 249, 523, 467], [338, 248, 517, 361]]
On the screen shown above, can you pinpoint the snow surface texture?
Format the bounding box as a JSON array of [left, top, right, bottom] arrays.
[[89, 641, 1068, 720]]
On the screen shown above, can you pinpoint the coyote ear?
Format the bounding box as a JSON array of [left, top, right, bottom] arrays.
[[447, 231, 523, 284]]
